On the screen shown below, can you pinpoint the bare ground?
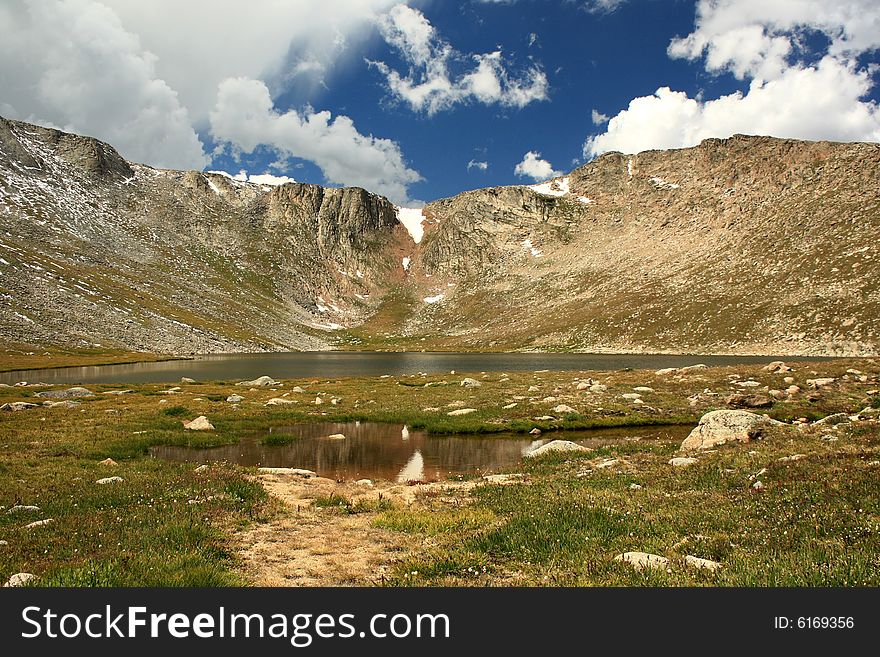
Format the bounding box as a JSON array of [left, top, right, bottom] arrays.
[[233, 472, 485, 586]]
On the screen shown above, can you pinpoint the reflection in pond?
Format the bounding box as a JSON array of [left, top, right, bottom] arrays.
[[150, 422, 691, 482]]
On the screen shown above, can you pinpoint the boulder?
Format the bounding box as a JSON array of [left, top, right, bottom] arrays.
[[589, 384, 608, 393], [3, 573, 36, 588], [552, 404, 577, 414], [1, 402, 38, 412], [806, 377, 835, 389], [24, 519, 53, 529], [655, 367, 678, 375], [460, 377, 482, 388], [447, 408, 477, 416], [669, 457, 698, 467], [524, 440, 590, 458], [265, 398, 295, 406], [762, 361, 791, 373], [98, 458, 118, 466], [614, 552, 669, 571], [183, 416, 214, 431], [292, 386, 306, 393], [633, 386, 655, 393], [226, 394, 244, 403], [684, 555, 721, 571], [236, 376, 278, 387], [35, 387, 94, 399], [681, 410, 783, 451], [180, 377, 196, 383], [725, 393, 773, 409], [96, 476, 123, 484], [325, 433, 346, 440], [257, 467, 316, 477]]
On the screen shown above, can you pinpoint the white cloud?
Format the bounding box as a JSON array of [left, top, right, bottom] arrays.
[[583, 0, 628, 14], [0, 0, 400, 171], [514, 151, 562, 181], [591, 109, 609, 125], [0, 0, 207, 169], [369, 5, 549, 115], [99, 0, 399, 124], [586, 0, 880, 157], [210, 77, 422, 205], [467, 159, 489, 172]]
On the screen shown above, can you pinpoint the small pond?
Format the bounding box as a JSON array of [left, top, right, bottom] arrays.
[[150, 421, 691, 482]]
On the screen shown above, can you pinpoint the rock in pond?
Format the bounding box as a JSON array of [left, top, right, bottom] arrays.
[[524, 440, 590, 458]]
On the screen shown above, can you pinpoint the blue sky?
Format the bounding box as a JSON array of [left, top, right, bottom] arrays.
[[2, 0, 879, 206]]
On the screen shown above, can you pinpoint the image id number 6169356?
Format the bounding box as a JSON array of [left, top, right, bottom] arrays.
[[774, 617, 854, 629]]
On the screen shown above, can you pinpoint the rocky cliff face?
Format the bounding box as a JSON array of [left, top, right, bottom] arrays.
[[0, 117, 408, 353], [1, 118, 877, 356]]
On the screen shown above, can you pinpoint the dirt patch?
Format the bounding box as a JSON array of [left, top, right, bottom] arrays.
[[233, 473, 484, 586]]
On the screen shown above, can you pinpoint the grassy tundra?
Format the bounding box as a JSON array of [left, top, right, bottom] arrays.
[[1, 358, 878, 586]]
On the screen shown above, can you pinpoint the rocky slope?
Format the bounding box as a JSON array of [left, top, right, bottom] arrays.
[[398, 135, 880, 356], [0, 117, 409, 353], [1, 118, 878, 355]]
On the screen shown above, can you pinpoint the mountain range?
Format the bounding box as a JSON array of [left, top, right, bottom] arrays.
[[1, 116, 877, 356]]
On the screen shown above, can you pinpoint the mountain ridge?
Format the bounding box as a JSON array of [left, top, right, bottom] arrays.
[[1, 117, 878, 356]]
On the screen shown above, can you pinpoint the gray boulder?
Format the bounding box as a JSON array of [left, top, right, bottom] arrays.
[[681, 410, 783, 451]]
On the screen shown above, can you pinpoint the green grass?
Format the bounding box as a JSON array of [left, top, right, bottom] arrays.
[[1, 357, 878, 587]]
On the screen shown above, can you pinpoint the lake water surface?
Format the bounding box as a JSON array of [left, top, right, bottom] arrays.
[[150, 421, 691, 482], [0, 351, 827, 385]]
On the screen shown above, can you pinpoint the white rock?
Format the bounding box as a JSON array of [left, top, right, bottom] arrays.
[[778, 454, 807, 463], [292, 386, 306, 393], [685, 555, 721, 571], [529, 428, 542, 435], [589, 384, 608, 393], [237, 376, 279, 387], [460, 377, 482, 387], [180, 377, 196, 384], [183, 416, 214, 431], [325, 433, 346, 440], [314, 396, 323, 405], [447, 408, 477, 416], [24, 519, 53, 529], [265, 398, 295, 406], [669, 457, 698, 467], [806, 377, 835, 389], [226, 394, 244, 403], [524, 440, 590, 458], [752, 480, 765, 491], [681, 410, 783, 451], [7, 505, 40, 514], [194, 465, 209, 473], [621, 393, 641, 400], [552, 404, 577, 414], [355, 479, 373, 487], [96, 476, 123, 484], [258, 467, 316, 477], [633, 387, 655, 393], [629, 483, 642, 490], [576, 382, 591, 390], [502, 403, 518, 409], [614, 552, 669, 571], [4, 573, 36, 587], [528, 386, 540, 392], [655, 368, 677, 375]]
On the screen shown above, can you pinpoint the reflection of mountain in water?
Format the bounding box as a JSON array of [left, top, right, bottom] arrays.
[[150, 422, 690, 481]]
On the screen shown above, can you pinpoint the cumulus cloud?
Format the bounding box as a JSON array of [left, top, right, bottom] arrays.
[[514, 151, 561, 181], [0, 0, 207, 169], [467, 159, 489, 172], [0, 0, 401, 171], [586, 0, 880, 157], [369, 5, 549, 115], [210, 77, 422, 205], [100, 0, 399, 124]]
